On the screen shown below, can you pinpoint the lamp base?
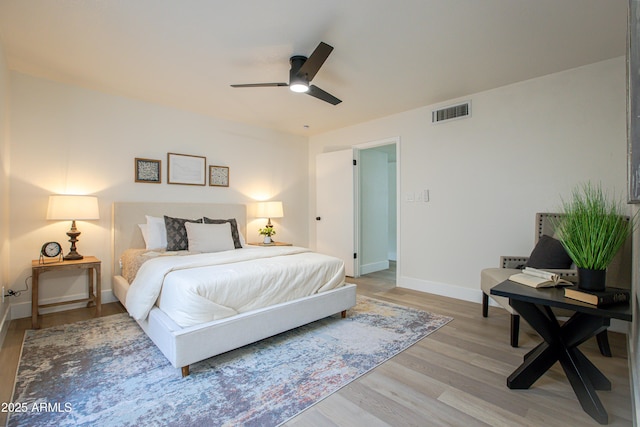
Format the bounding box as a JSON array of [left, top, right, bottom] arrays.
[[64, 224, 84, 261], [63, 252, 84, 261]]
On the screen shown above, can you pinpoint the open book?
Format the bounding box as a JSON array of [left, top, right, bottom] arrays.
[[508, 267, 572, 288]]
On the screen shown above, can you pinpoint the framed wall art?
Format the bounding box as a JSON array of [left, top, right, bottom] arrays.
[[134, 158, 161, 183], [209, 165, 229, 187], [167, 153, 206, 185]]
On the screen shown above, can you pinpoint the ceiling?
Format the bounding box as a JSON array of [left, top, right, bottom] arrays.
[[0, 0, 628, 136]]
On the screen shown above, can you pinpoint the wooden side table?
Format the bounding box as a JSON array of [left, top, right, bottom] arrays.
[[31, 256, 101, 329], [249, 242, 293, 246]]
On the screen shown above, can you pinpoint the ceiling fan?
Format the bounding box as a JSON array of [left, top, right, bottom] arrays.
[[231, 42, 342, 105]]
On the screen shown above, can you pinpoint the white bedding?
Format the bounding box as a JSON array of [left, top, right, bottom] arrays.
[[125, 246, 345, 327]]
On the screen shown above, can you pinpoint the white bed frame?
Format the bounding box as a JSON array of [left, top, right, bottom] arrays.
[[111, 202, 357, 376]]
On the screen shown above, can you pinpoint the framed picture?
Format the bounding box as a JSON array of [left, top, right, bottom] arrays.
[[167, 153, 206, 185], [209, 165, 229, 187], [134, 158, 161, 183]]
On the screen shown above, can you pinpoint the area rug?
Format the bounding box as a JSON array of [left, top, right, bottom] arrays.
[[9, 296, 452, 427]]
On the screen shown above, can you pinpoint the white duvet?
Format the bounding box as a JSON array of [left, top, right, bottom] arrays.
[[125, 246, 345, 327]]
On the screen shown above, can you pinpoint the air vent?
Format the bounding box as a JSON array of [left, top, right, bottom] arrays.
[[432, 101, 471, 124]]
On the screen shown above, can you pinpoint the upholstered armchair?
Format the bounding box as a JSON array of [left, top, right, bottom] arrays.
[[481, 212, 631, 353]]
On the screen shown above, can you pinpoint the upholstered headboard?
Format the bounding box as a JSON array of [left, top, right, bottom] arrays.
[[111, 202, 247, 275]]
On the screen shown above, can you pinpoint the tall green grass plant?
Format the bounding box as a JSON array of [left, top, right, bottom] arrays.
[[556, 183, 635, 270]]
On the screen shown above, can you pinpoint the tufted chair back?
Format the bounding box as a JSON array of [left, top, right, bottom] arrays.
[[536, 212, 632, 289]]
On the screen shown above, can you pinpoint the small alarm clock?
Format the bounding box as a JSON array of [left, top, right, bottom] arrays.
[[39, 241, 62, 264]]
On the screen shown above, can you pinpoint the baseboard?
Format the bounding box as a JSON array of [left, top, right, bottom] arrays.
[[10, 289, 118, 320], [398, 276, 628, 334], [360, 260, 389, 275], [0, 303, 10, 350], [398, 276, 483, 305]]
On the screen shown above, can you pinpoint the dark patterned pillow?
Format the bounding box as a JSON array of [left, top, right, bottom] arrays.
[[203, 217, 242, 249], [164, 216, 202, 251], [525, 234, 573, 269]]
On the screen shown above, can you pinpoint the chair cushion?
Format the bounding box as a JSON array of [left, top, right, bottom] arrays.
[[481, 268, 520, 314], [524, 234, 573, 269]]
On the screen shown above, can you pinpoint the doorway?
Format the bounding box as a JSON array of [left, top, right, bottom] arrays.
[[314, 138, 399, 280], [357, 140, 398, 278]]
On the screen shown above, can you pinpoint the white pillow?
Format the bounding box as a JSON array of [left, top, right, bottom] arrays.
[[185, 222, 235, 253], [144, 215, 167, 249], [138, 223, 149, 246]]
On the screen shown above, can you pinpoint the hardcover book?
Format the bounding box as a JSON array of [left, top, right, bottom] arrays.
[[564, 286, 630, 306]]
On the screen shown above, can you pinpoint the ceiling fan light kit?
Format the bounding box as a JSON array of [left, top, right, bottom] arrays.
[[231, 42, 341, 105], [289, 83, 309, 93]]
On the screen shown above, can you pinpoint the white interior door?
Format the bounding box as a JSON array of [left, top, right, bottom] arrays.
[[316, 149, 356, 277]]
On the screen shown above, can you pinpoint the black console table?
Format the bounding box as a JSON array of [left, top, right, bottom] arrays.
[[491, 280, 631, 425]]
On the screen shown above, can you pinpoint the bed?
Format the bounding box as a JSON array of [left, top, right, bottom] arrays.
[[111, 202, 357, 376]]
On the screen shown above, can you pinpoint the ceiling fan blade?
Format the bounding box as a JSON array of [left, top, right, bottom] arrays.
[[307, 85, 342, 105], [230, 83, 288, 88], [296, 42, 333, 81]]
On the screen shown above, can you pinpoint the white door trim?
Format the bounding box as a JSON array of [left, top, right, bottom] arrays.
[[353, 136, 400, 282]]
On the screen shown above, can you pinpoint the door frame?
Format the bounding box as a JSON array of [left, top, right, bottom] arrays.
[[353, 136, 400, 280]]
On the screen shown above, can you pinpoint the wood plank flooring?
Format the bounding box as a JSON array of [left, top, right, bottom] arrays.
[[0, 264, 633, 426]]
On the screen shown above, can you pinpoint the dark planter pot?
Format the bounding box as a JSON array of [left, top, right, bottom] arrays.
[[577, 268, 607, 291]]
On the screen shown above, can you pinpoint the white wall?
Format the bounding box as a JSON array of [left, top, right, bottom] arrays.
[[8, 72, 308, 318], [4, 58, 630, 316], [309, 57, 628, 303], [0, 35, 11, 340]]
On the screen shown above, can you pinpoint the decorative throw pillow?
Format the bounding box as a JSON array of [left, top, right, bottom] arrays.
[[524, 234, 573, 269], [203, 217, 242, 249], [145, 215, 168, 249], [185, 222, 235, 253], [164, 216, 202, 251]]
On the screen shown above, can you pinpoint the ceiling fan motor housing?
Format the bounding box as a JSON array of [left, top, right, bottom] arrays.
[[289, 55, 309, 89]]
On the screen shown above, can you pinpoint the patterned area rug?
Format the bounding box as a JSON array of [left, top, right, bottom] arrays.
[[10, 296, 452, 427]]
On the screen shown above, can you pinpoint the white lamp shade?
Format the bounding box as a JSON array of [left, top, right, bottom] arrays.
[[255, 201, 284, 219], [47, 195, 100, 220]]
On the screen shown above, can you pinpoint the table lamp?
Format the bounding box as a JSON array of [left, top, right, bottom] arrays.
[[47, 195, 100, 260], [255, 201, 284, 240]]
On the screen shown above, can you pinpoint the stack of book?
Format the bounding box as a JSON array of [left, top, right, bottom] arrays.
[[564, 286, 630, 306]]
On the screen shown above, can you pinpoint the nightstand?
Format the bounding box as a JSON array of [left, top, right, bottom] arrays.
[[249, 242, 293, 246], [31, 256, 101, 329]]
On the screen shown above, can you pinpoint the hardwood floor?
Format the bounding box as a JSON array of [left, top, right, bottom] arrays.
[[286, 264, 633, 427], [0, 264, 633, 426]]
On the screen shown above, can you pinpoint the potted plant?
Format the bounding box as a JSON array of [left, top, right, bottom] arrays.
[[555, 182, 635, 291], [259, 226, 276, 244]]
